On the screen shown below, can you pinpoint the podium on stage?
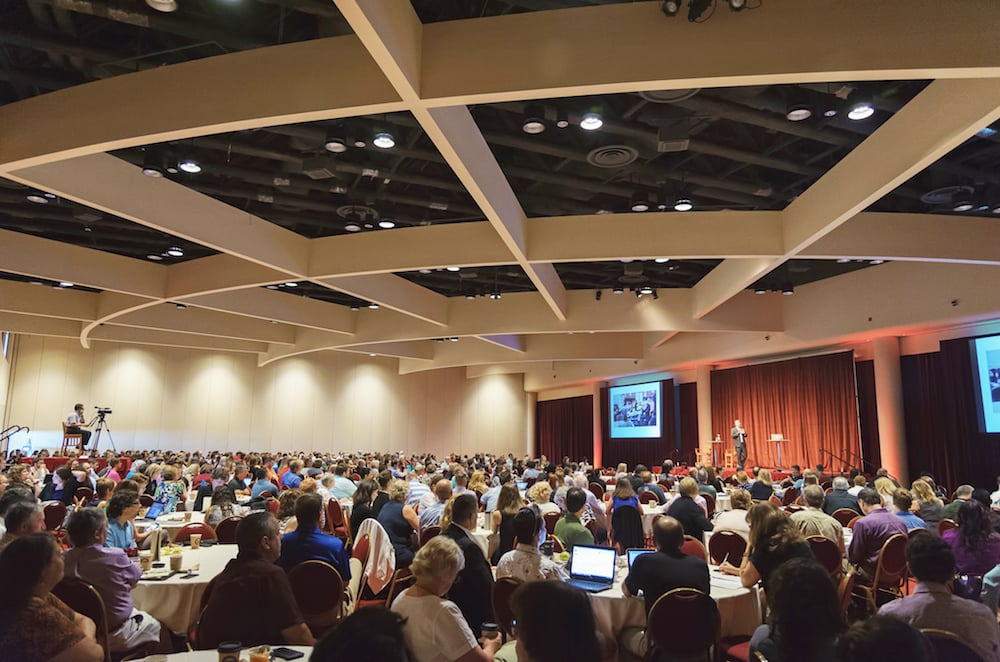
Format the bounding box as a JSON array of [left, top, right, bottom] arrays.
[[710, 438, 726, 466], [768, 433, 788, 470]]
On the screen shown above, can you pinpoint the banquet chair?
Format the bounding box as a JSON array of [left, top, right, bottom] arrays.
[[543, 511, 561, 536], [831, 508, 860, 527], [326, 499, 352, 546], [287, 560, 348, 635], [42, 500, 68, 531], [611, 505, 644, 553], [645, 588, 720, 662], [781, 487, 799, 506], [847, 515, 861, 530], [769, 496, 782, 507], [703, 492, 717, 517], [213, 515, 243, 544], [550, 535, 564, 554], [525, 476, 537, 488], [138, 494, 154, 508], [61, 422, 83, 454], [174, 522, 217, 544], [708, 530, 747, 565], [268, 497, 280, 515], [680, 535, 708, 561], [419, 525, 440, 548], [53, 577, 112, 662], [75, 486, 94, 504], [589, 482, 605, 500], [806, 535, 843, 580], [852, 533, 907, 615], [174, 500, 186, 512], [921, 628, 985, 662], [585, 518, 599, 539], [938, 518, 958, 536], [491, 577, 521, 641], [385, 567, 415, 608], [838, 571, 857, 621], [639, 491, 659, 505]]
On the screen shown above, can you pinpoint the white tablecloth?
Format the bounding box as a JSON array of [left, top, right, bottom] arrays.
[[132, 646, 311, 661], [715, 494, 731, 512], [132, 544, 237, 633], [153, 512, 207, 542], [589, 564, 761, 640]]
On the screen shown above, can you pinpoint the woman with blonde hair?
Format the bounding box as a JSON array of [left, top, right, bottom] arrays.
[[491, 483, 523, 565], [749, 468, 774, 501], [153, 465, 186, 513], [467, 470, 488, 496], [874, 477, 896, 507], [528, 480, 559, 516], [910, 478, 943, 528], [391, 536, 500, 662], [720, 501, 812, 590], [735, 470, 752, 491]]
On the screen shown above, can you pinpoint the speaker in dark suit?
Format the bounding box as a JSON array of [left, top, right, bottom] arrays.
[[441, 494, 494, 634]]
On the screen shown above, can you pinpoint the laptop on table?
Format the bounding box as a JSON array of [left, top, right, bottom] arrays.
[[565, 544, 618, 593], [626, 548, 654, 568]]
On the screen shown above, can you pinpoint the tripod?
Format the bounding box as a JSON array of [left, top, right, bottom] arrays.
[[89, 412, 116, 453]]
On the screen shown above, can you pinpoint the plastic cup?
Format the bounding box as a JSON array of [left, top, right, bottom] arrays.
[[139, 551, 152, 572], [169, 553, 183, 572], [190, 533, 202, 550], [248, 646, 271, 662]]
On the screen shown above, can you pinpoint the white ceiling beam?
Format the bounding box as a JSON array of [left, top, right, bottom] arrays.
[[0, 280, 99, 321], [477, 335, 525, 352], [315, 274, 449, 326], [166, 255, 296, 299], [89, 326, 268, 354], [0, 312, 83, 338], [0, 36, 404, 172], [339, 341, 434, 361], [420, 1, 1000, 106], [110, 305, 297, 345], [183, 289, 355, 335]]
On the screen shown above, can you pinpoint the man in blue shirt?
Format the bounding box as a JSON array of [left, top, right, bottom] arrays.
[[330, 465, 357, 500], [251, 468, 279, 500], [481, 470, 512, 513], [277, 493, 350, 581], [281, 460, 303, 490]]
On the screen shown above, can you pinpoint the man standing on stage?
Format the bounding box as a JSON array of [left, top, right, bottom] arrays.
[[731, 418, 747, 470], [66, 403, 92, 451]]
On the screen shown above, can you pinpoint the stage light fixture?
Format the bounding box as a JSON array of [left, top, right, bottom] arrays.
[[688, 0, 712, 21], [661, 0, 680, 16], [177, 157, 201, 174], [847, 99, 875, 121], [522, 104, 547, 134], [373, 133, 395, 149], [579, 112, 603, 131], [673, 197, 693, 212]]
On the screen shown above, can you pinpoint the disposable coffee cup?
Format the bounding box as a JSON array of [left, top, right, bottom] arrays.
[[217, 642, 241, 662], [169, 553, 183, 572], [481, 623, 500, 641], [139, 551, 152, 572], [184, 511, 192, 522], [190, 533, 202, 549]]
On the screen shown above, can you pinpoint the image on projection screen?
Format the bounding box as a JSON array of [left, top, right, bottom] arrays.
[[973, 336, 1000, 433], [609, 381, 661, 439]]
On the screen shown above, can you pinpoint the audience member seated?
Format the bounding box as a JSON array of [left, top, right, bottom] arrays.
[[496, 506, 567, 582], [0, 532, 105, 662], [605, 477, 640, 519], [824, 476, 863, 515], [720, 501, 812, 591], [407, 470, 432, 508], [250, 467, 278, 500], [573, 474, 610, 537], [749, 468, 775, 501], [153, 465, 186, 514], [391, 535, 500, 662], [377, 481, 419, 569], [106, 489, 149, 551], [480, 470, 509, 513], [198, 512, 314, 650], [93, 477, 114, 508], [665, 477, 713, 539], [553, 487, 595, 551], [491, 483, 523, 565], [848, 487, 907, 579], [63, 507, 170, 654], [911, 478, 943, 528], [192, 467, 225, 512], [330, 464, 357, 500], [749, 558, 845, 662], [442, 494, 495, 636], [227, 463, 251, 497], [277, 493, 351, 581], [0, 501, 45, 553], [637, 470, 667, 505], [281, 460, 304, 490], [941, 484, 974, 521], [836, 615, 931, 662], [495, 581, 602, 662], [372, 470, 393, 518], [311, 606, 410, 662], [791, 484, 845, 555], [350, 479, 378, 536], [879, 534, 1000, 662], [712, 488, 751, 540], [206, 486, 245, 528], [874, 476, 897, 508], [620, 515, 710, 658], [0, 486, 36, 538], [420, 479, 454, 532], [942, 500, 1000, 576], [890, 488, 927, 530], [527, 481, 559, 516]]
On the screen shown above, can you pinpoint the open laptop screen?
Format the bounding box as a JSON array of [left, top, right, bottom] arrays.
[[569, 545, 617, 581], [627, 548, 654, 568]]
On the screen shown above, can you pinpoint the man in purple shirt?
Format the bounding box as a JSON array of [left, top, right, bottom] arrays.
[[63, 507, 170, 653], [880, 534, 1000, 662], [848, 487, 907, 577]]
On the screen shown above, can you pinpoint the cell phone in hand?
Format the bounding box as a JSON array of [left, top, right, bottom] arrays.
[[272, 647, 304, 660]]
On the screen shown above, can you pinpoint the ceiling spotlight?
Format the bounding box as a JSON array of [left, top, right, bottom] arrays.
[[869, 259, 885, 265], [613, 288, 624, 295], [655, 258, 670, 263], [25, 193, 49, 204], [786, 104, 812, 122], [836, 258, 851, 264], [465, 293, 476, 300], [141, 152, 165, 177], [661, 0, 680, 16], [728, 0, 746, 9], [344, 224, 361, 232], [166, 246, 184, 257], [324, 132, 347, 153], [368, 303, 379, 309], [781, 284, 795, 296], [953, 202, 975, 212], [639, 286, 654, 295], [175, 303, 187, 310], [754, 286, 767, 294], [145, 0, 178, 12], [378, 220, 396, 229], [373, 133, 395, 149], [579, 112, 603, 131], [630, 191, 651, 213], [556, 110, 569, 129], [146, 254, 163, 261], [847, 100, 876, 121], [688, 0, 712, 21], [448, 337, 460, 342], [177, 157, 201, 174], [489, 291, 502, 300], [823, 108, 838, 118], [419, 269, 432, 274], [59, 282, 74, 288], [991, 206, 1000, 215], [353, 140, 367, 148], [522, 104, 547, 134], [284, 282, 298, 287], [446, 266, 461, 272], [673, 197, 694, 212], [350, 305, 360, 311]]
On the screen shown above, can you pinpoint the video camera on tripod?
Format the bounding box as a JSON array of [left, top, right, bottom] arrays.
[[89, 407, 116, 453], [94, 407, 113, 416]]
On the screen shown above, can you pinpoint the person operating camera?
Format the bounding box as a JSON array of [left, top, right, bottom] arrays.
[[66, 403, 92, 450]]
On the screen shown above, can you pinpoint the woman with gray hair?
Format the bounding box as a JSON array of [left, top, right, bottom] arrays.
[[377, 481, 419, 568], [391, 535, 500, 662]]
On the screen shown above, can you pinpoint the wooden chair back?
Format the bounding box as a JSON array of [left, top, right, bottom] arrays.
[[53, 577, 111, 662], [174, 522, 217, 544], [213, 515, 243, 544]]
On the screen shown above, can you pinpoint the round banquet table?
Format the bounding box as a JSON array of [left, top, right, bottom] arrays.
[[153, 511, 207, 542], [131, 646, 312, 661], [183, 494, 251, 513], [131, 543, 237, 633], [589, 563, 762, 640]]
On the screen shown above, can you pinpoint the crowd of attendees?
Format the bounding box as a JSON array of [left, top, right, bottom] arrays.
[[1, 447, 1000, 661]]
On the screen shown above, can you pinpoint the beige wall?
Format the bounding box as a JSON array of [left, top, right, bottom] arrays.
[[0, 333, 12, 436], [7, 336, 527, 456]]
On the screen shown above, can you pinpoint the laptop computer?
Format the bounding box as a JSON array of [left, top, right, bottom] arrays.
[[565, 544, 617, 593], [626, 548, 654, 568]]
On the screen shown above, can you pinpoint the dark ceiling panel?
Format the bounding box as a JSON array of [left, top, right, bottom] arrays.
[[396, 265, 535, 297], [749, 259, 880, 293], [554, 259, 720, 291], [0, 270, 102, 293], [263, 281, 370, 309]]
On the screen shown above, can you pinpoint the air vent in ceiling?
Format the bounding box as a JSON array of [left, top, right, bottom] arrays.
[[587, 145, 639, 168], [920, 185, 975, 206], [639, 89, 701, 103], [336, 205, 379, 222]]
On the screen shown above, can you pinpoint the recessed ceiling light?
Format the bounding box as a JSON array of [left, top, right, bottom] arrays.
[[579, 112, 603, 131], [141, 166, 164, 178], [177, 158, 201, 174], [378, 220, 396, 229], [869, 259, 885, 265], [612, 288, 624, 294], [29, 281, 43, 286], [364, 224, 374, 229], [59, 282, 74, 288], [26, 193, 49, 204], [146, 0, 178, 11], [673, 198, 694, 212], [446, 266, 460, 272], [166, 246, 184, 257], [266, 285, 279, 289], [953, 202, 975, 212], [373, 133, 395, 149], [489, 291, 502, 300], [368, 303, 379, 309], [284, 282, 298, 287], [836, 258, 851, 264], [631, 201, 650, 212], [350, 305, 360, 311], [991, 206, 1000, 215], [823, 108, 838, 118], [465, 294, 476, 300], [353, 140, 366, 148], [324, 137, 347, 153], [620, 259, 633, 263], [754, 287, 767, 294], [146, 254, 163, 261], [847, 101, 875, 121], [785, 105, 812, 122], [369, 353, 376, 357], [344, 224, 361, 232], [419, 269, 432, 274], [175, 303, 187, 310], [655, 258, 670, 263], [640, 286, 654, 295]]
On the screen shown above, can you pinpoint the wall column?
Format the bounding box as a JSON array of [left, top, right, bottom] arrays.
[[696, 365, 713, 465], [873, 336, 909, 484], [524, 391, 537, 458], [592, 381, 604, 468]]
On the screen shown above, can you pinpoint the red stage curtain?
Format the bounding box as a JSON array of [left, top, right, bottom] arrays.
[[536, 395, 593, 464], [855, 360, 882, 473], [600, 380, 676, 470], [678, 382, 699, 465], [710, 352, 861, 470]]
